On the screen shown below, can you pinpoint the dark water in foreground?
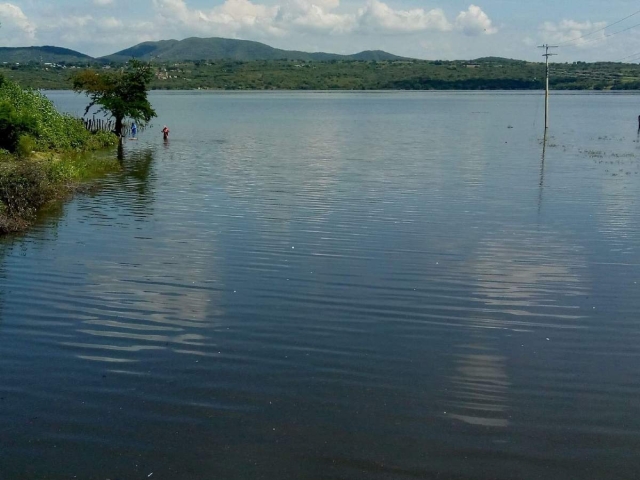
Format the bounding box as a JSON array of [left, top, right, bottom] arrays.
[[2, 91, 640, 479]]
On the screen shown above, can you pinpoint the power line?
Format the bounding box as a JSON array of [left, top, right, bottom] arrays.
[[556, 8, 640, 47], [554, 18, 640, 63], [614, 50, 640, 62], [604, 21, 640, 39], [565, 20, 640, 49]]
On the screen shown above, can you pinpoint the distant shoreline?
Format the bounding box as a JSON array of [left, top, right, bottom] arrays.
[[3, 58, 640, 92], [40, 88, 640, 95]]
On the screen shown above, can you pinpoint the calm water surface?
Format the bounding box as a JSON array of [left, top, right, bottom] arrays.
[[2, 91, 640, 479]]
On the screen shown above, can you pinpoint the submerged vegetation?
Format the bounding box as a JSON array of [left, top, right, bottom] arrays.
[[0, 75, 119, 234]]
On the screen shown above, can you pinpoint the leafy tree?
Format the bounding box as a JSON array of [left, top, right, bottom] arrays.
[[72, 60, 156, 137]]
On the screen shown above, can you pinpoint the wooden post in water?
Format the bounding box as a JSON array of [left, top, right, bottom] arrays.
[[538, 44, 558, 130]]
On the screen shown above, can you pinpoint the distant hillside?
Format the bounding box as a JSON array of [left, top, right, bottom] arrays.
[[102, 37, 408, 63], [351, 50, 408, 61], [0, 46, 93, 64], [473, 56, 527, 64]]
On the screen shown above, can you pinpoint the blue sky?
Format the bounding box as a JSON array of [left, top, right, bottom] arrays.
[[1, 0, 640, 61]]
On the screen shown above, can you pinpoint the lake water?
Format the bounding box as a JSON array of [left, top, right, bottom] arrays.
[[2, 91, 640, 479]]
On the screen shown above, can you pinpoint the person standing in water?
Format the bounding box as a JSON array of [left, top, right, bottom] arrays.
[[131, 122, 138, 139], [162, 125, 170, 140]]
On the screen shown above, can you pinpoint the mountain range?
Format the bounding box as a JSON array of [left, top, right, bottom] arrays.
[[0, 37, 408, 64]]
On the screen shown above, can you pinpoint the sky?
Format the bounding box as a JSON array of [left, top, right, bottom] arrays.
[[1, 0, 640, 61]]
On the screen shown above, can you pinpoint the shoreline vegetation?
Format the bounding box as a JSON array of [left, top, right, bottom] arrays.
[[0, 75, 119, 234], [3, 58, 640, 91]]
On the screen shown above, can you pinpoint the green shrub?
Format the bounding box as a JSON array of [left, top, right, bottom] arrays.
[[45, 160, 77, 184], [86, 130, 119, 150], [16, 135, 37, 158], [0, 78, 117, 152], [0, 162, 51, 219], [0, 101, 37, 153]]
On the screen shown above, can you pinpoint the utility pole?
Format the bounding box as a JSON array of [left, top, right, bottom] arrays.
[[538, 44, 558, 129]]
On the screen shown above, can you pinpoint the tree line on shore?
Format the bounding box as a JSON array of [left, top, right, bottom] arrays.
[[2, 58, 640, 91]]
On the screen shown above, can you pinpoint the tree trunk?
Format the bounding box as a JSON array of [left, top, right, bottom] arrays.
[[115, 116, 124, 138]]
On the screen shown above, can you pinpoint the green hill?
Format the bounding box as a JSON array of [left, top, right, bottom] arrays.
[[473, 56, 527, 64], [0, 46, 93, 64], [102, 37, 408, 63], [0, 38, 408, 65], [350, 50, 408, 61]]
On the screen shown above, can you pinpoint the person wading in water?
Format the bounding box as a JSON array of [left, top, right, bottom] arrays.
[[162, 125, 170, 140]]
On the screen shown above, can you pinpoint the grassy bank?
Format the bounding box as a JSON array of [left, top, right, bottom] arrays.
[[0, 75, 119, 234]]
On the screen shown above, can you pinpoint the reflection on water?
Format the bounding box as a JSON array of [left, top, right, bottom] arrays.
[[538, 130, 547, 215], [598, 166, 639, 252], [446, 228, 586, 429], [472, 232, 584, 315], [449, 347, 510, 428], [2, 92, 640, 480]]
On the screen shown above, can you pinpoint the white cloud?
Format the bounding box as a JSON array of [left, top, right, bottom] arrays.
[[455, 5, 496, 36], [152, 0, 284, 37], [2, 0, 506, 58], [152, 0, 488, 37], [216, 0, 283, 35], [277, 0, 354, 34], [101, 17, 124, 29], [153, 0, 361, 37], [356, 0, 451, 34], [49, 15, 94, 29], [35, 13, 154, 52], [540, 19, 606, 47], [0, 2, 36, 44]]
